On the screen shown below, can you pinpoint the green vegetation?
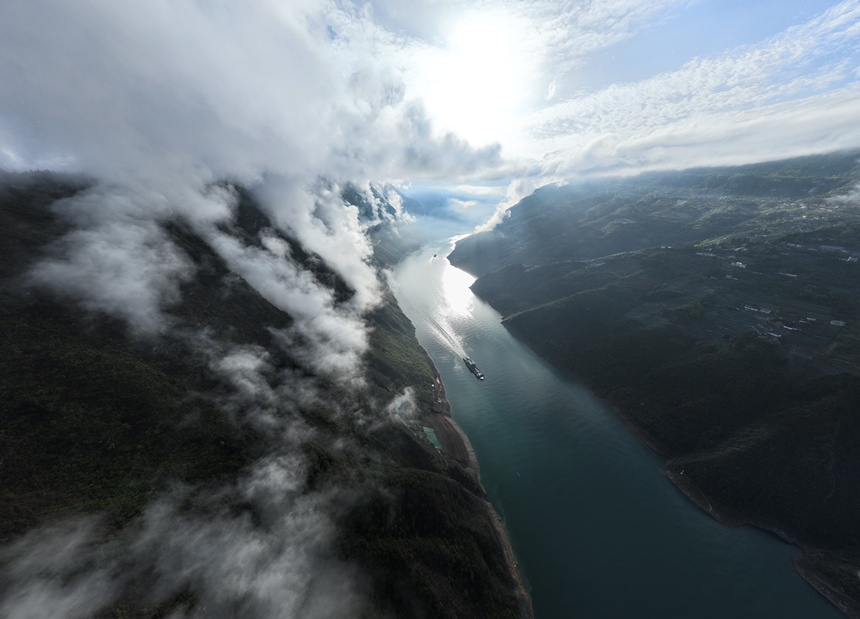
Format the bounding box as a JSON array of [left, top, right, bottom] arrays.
[[0, 295, 258, 536], [365, 291, 435, 402], [0, 173, 523, 618], [340, 469, 519, 618], [450, 152, 860, 277], [459, 152, 860, 615]]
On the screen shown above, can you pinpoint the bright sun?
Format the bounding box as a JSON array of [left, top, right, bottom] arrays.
[[414, 9, 541, 148]]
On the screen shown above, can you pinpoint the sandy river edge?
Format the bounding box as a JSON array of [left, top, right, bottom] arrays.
[[420, 349, 534, 619]]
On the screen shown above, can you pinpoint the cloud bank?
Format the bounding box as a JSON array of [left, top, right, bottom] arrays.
[[528, 0, 860, 176], [0, 457, 367, 619], [3, 1, 860, 229], [0, 2, 503, 614], [0, 0, 509, 362]]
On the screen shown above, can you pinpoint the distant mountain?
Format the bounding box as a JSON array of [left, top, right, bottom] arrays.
[[449, 151, 860, 277], [341, 181, 431, 269], [0, 173, 529, 618], [452, 151, 860, 618]]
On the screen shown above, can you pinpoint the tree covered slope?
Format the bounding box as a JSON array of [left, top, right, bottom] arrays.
[[454, 152, 860, 617], [0, 172, 527, 619]]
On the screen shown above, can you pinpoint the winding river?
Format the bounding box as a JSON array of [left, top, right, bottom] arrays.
[[390, 238, 840, 618]]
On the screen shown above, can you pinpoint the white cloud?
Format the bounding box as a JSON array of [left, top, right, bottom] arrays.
[[524, 0, 684, 71], [450, 198, 479, 209], [0, 458, 368, 619], [0, 517, 118, 619], [1, 5, 479, 608], [5, 0, 857, 194], [129, 459, 365, 619], [386, 387, 418, 420], [829, 179, 860, 204], [527, 0, 860, 175], [256, 180, 381, 311], [29, 215, 195, 335], [4, 0, 860, 612], [200, 222, 370, 381], [478, 175, 563, 231], [0, 0, 507, 373], [452, 184, 508, 197]]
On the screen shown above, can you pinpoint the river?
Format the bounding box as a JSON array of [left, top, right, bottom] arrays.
[[390, 237, 840, 618]]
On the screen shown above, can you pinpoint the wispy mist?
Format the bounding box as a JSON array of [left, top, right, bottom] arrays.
[[1, 457, 369, 619], [0, 3, 500, 614]]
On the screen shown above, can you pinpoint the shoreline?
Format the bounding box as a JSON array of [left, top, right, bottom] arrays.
[[421, 347, 480, 478], [793, 554, 860, 619], [665, 465, 860, 619], [501, 317, 854, 618], [421, 348, 534, 618]]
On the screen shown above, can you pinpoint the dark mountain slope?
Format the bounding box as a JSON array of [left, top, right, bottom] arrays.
[[0, 173, 527, 619], [450, 152, 860, 276], [457, 152, 860, 617]]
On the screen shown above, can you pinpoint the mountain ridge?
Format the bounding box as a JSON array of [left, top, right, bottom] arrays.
[[451, 151, 860, 618], [0, 172, 531, 618]]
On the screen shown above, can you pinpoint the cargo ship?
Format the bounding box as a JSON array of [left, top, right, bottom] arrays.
[[463, 357, 484, 380]]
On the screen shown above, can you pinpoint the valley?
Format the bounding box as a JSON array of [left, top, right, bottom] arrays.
[[451, 152, 860, 616]]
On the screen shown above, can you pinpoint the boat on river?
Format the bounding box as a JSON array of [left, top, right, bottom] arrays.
[[463, 357, 484, 380]]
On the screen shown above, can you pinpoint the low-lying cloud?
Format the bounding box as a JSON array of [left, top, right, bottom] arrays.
[[0, 0, 506, 345], [30, 217, 194, 334], [0, 457, 368, 619], [0, 2, 503, 614]]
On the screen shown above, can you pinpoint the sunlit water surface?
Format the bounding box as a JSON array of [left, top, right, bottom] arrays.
[[390, 239, 840, 619]]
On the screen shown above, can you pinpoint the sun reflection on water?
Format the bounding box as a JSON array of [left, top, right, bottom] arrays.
[[440, 261, 476, 318]]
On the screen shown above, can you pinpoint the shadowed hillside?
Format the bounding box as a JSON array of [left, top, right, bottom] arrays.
[[0, 172, 528, 619], [454, 152, 860, 617]]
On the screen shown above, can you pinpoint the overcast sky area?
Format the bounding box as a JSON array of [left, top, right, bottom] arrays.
[[2, 0, 860, 219]]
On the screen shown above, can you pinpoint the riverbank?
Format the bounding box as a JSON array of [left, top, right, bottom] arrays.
[[504, 319, 669, 453], [502, 318, 852, 617], [794, 553, 860, 619], [420, 347, 534, 618], [665, 465, 860, 619], [392, 239, 850, 616]]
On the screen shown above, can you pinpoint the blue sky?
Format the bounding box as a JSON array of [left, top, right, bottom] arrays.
[[391, 0, 860, 170], [1, 0, 859, 225], [367, 0, 860, 222], [566, 0, 833, 89]]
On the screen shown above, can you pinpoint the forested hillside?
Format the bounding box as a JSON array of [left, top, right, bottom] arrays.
[[453, 152, 860, 617], [0, 172, 528, 619]]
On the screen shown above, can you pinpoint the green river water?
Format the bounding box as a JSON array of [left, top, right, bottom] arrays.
[[390, 238, 840, 618]]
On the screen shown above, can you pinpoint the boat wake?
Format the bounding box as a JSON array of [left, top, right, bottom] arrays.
[[426, 317, 467, 359]]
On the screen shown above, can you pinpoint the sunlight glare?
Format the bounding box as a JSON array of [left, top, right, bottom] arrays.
[[416, 9, 541, 147], [440, 261, 476, 318]]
